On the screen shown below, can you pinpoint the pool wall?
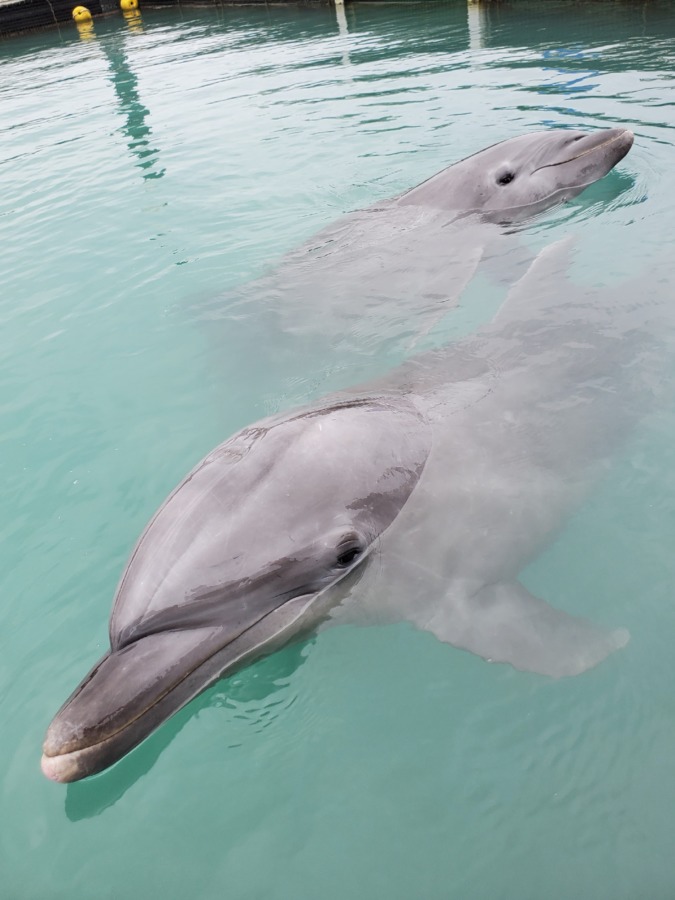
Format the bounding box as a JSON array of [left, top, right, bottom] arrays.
[[0, 0, 665, 42]]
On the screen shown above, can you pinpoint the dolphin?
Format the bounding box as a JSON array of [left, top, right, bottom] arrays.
[[211, 127, 634, 352], [394, 127, 632, 218], [42, 225, 665, 785]]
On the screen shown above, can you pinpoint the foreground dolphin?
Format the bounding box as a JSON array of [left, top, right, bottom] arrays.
[[212, 127, 634, 351], [44, 218, 669, 784]]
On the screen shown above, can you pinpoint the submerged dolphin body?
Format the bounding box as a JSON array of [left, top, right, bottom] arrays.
[[213, 127, 634, 350], [43, 222, 667, 784]]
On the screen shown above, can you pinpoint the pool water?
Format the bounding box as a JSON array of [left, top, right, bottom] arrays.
[[2, 2, 675, 897]]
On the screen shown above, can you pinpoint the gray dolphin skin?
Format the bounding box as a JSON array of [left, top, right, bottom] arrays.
[[40, 239, 654, 783], [223, 127, 634, 344], [395, 126, 633, 218], [41, 127, 637, 784]]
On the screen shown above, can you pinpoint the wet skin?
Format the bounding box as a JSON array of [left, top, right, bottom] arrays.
[[42, 128, 636, 783]]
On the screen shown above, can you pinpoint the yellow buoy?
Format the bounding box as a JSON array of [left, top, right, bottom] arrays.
[[120, 0, 138, 11], [72, 5, 92, 22]]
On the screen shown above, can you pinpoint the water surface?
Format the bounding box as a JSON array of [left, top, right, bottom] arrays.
[[2, 2, 675, 897]]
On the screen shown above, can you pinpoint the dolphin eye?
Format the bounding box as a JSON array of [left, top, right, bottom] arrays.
[[497, 172, 515, 186], [334, 536, 364, 569], [336, 547, 360, 567]]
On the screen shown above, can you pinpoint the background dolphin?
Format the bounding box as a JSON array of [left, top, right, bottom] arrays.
[[43, 216, 673, 784], [205, 127, 633, 354]]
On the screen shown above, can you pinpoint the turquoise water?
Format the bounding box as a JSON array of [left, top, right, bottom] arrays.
[[2, 1, 675, 896]]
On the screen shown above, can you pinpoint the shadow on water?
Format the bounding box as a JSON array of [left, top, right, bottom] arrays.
[[63, 638, 313, 821]]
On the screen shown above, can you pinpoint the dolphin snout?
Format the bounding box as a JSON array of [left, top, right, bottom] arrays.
[[42, 749, 78, 783], [41, 625, 224, 782], [564, 126, 633, 165]]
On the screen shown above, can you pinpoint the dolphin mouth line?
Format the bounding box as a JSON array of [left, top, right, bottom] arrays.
[[42, 631, 229, 763], [535, 128, 633, 172], [41, 588, 318, 779]]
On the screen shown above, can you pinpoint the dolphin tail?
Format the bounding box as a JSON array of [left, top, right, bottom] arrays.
[[423, 581, 629, 678]]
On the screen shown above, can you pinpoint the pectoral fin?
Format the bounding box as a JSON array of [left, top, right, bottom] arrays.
[[493, 235, 576, 328], [407, 243, 485, 349], [423, 581, 629, 678]]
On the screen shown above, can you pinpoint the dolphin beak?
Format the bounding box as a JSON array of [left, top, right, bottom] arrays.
[[538, 127, 634, 173], [41, 591, 318, 783], [41, 626, 228, 782], [568, 126, 634, 164]]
